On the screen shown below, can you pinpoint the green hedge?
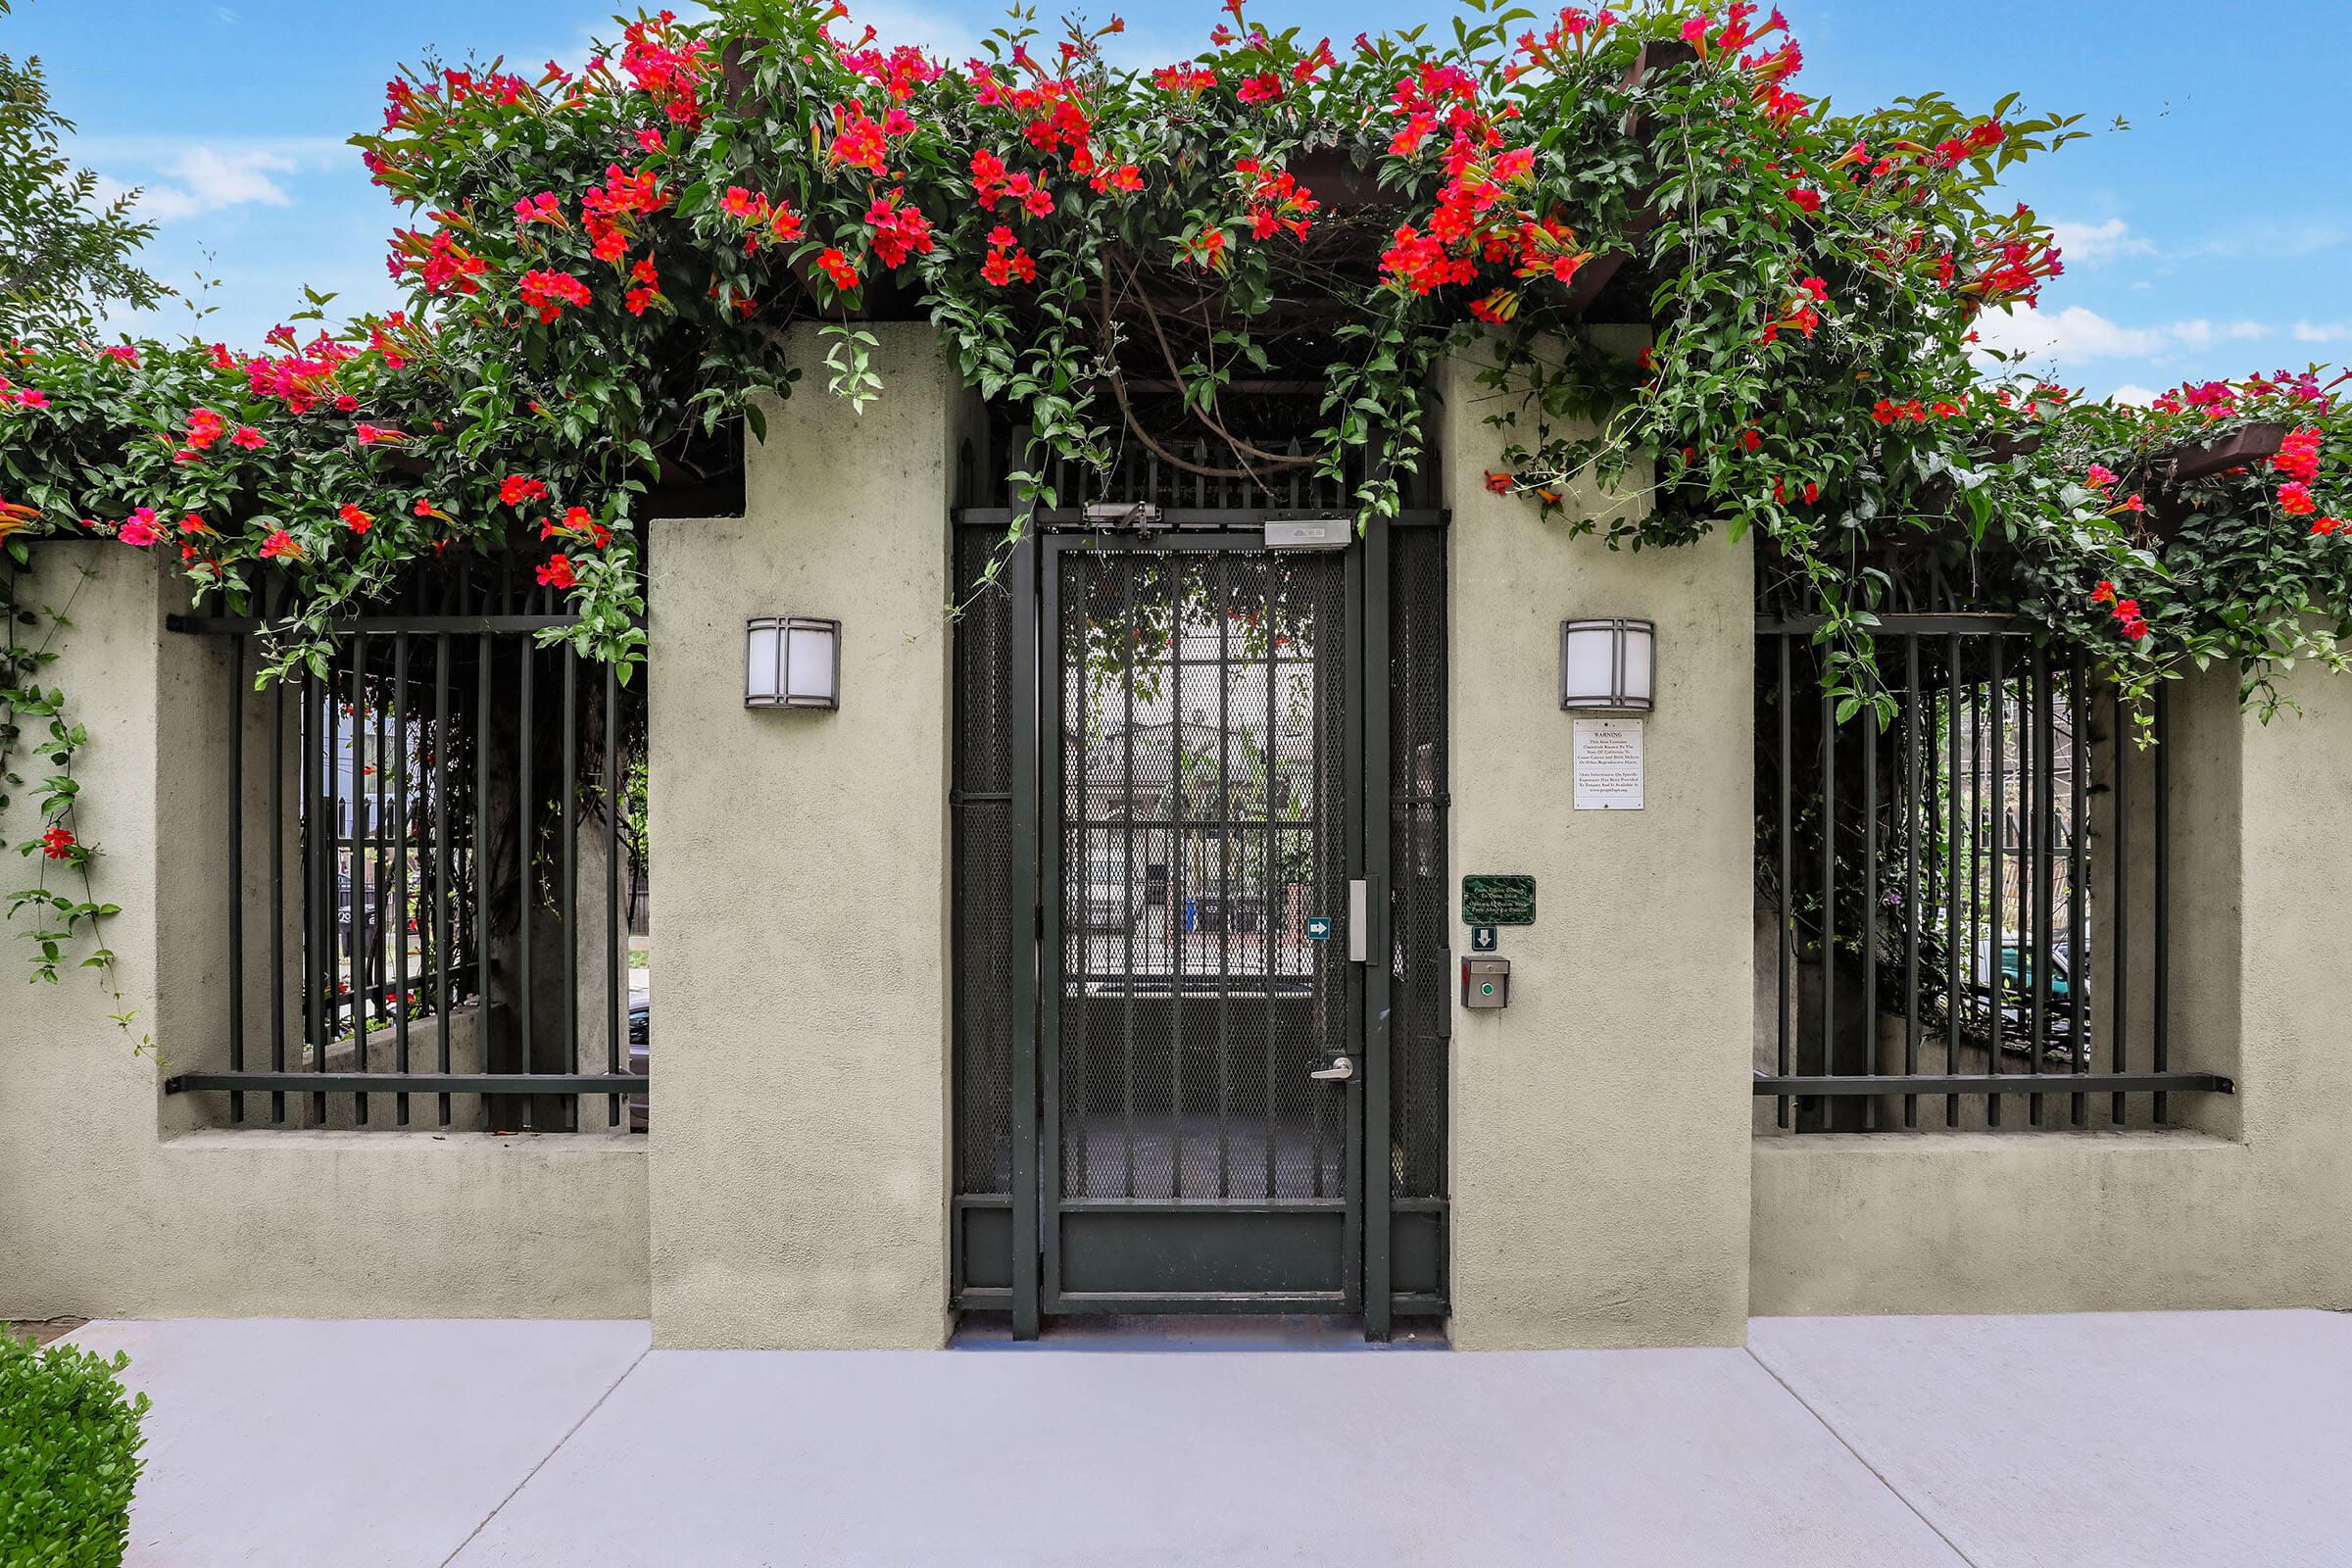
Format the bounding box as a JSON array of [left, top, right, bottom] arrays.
[[0, 1333, 149, 1568]]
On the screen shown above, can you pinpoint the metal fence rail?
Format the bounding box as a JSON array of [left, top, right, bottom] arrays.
[[162, 562, 647, 1131], [1755, 614, 2229, 1131]]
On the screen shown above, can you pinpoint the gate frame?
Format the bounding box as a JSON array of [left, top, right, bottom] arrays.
[[954, 504, 1445, 1342]]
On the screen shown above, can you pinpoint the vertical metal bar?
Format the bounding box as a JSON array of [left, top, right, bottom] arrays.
[[564, 650, 580, 1102], [1903, 633, 1921, 1128], [474, 630, 492, 1126], [226, 635, 246, 1124], [1009, 533, 1041, 1339], [2034, 651, 2055, 1122], [314, 665, 332, 1126], [1168, 557, 1185, 1201], [1336, 523, 1366, 1313], [436, 632, 452, 1127], [606, 663, 622, 1128], [1264, 558, 1281, 1200], [1944, 634, 1962, 1128], [2112, 684, 2131, 1126], [1216, 552, 1233, 1200], [1819, 683, 1835, 1129], [2068, 656, 2088, 1127], [1310, 548, 1329, 1200], [368, 641, 385, 1108], [1861, 686, 1879, 1132], [1119, 555, 1138, 1200], [1777, 634, 1792, 1128], [351, 633, 369, 1124], [2026, 648, 2045, 1125], [518, 635, 535, 1129], [2153, 682, 2171, 1122], [1986, 637, 2005, 1126], [270, 664, 286, 1125], [2038, 651, 2057, 1122], [393, 631, 412, 1126], [1363, 515, 1394, 1339]]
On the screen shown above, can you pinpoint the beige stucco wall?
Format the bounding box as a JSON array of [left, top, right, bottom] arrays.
[[1751, 662, 2352, 1314], [1438, 335, 1756, 1348], [646, 321, 976, 1348], [0, 544, 649, 1321]]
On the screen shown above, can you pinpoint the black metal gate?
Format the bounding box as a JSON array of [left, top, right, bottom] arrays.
[[1048, 532, 1358, 1315], [952, 492, 1450, 1340]]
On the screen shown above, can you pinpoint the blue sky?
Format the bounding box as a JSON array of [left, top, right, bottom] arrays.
[[10, 0, 2348, 399]]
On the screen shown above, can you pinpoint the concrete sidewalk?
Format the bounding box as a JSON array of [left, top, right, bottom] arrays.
[[65, 1309, 2352, 1567]]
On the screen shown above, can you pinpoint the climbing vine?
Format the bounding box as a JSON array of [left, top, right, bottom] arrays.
[[0, 0, 2346, 993]]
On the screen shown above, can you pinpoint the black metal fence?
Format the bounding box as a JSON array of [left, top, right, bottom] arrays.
[[1755, 614, 2230, 1131], [162, 560, 648, 1131]]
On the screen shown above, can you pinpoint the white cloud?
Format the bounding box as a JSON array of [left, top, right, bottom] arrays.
[[76, 136, 347, 225], [2049, 218, 2152, 266], [129, 147, 299, 221], [2168, 318, 2269, 348], [1977, 306, 2280, 365], [1975, 305, 2169, 362], [2107, 384, 2160, 406], [2294, 320, 2351, 343]]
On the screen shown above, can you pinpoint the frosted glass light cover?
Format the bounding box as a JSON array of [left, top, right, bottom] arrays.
[[1558, 618, 1656, 711], [1621, 622, 1655, 705], [786, 624, 837, 703], [746, 616, 840, 709]]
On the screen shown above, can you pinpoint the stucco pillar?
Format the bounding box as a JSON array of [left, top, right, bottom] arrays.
[[1437, 335, 1755, 1348], [2207, 660, 2352, 1297], [647, 322, 979, 1348]]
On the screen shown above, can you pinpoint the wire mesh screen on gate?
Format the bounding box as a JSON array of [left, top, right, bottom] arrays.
[[1056, 546, 1350, 1202], [952, 525, 1017, 1197], [1388, 524, 1448, 1199]]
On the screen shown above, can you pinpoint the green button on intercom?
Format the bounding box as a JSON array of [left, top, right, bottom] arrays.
[[1461, 956, 1510, 1010]]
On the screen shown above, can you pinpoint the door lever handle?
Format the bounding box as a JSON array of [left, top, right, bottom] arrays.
[[1308, 1055, 1355, 1082]]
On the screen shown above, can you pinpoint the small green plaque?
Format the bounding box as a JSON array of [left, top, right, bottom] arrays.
[[1461, 875, 1536, 927]]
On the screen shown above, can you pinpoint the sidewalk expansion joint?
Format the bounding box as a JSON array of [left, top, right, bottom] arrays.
[[1744, 1345, 1982, 1568], [438, 1340, 652, 1568]]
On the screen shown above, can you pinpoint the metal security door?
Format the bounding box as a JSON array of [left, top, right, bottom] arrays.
[[1040, 532, 1363, 1314]]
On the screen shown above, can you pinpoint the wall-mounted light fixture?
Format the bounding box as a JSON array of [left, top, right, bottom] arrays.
[[1558, 617, 1655, 712], [746, 616, 841, 710]]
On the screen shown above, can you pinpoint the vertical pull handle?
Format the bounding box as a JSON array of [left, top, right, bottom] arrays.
[[1348, 878, 1368, 962]]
